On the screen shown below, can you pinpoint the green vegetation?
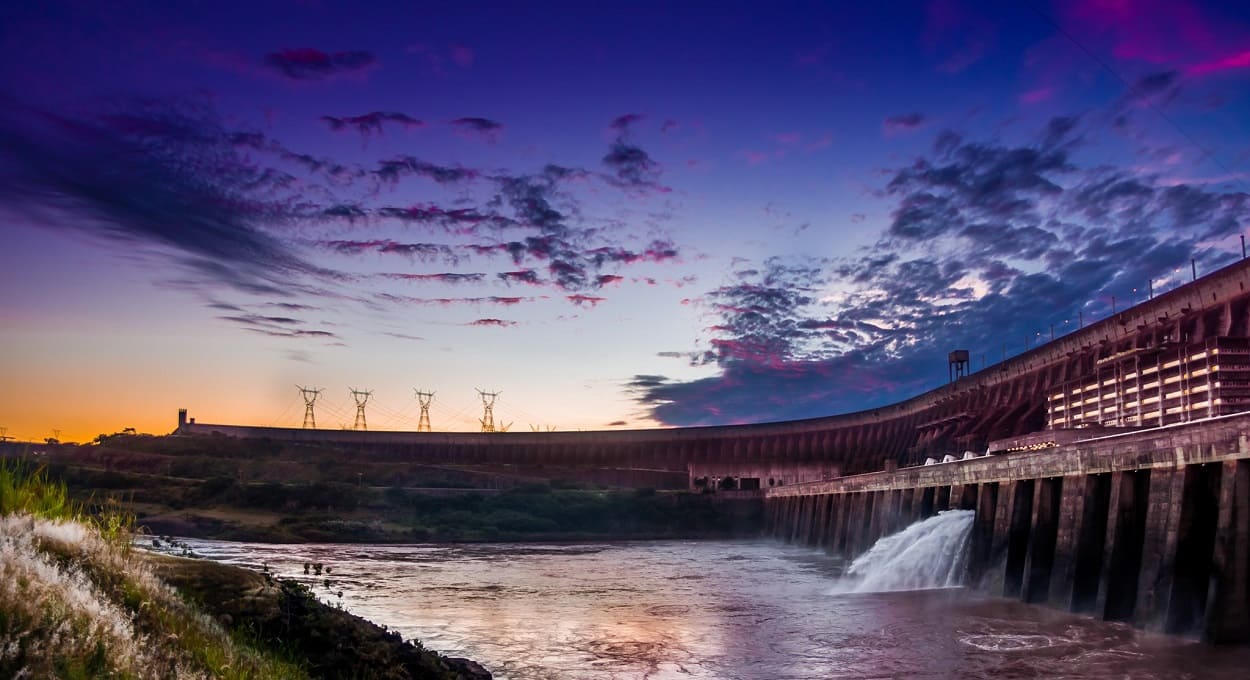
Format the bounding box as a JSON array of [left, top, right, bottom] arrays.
[[30, 434, 763, 544], [0, 459, 490, 679]]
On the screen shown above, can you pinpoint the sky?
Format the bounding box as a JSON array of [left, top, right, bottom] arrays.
[[2, 0, 1250, 442]]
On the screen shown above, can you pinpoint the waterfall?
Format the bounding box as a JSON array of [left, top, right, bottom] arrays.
[[841, 509, 975, 593]]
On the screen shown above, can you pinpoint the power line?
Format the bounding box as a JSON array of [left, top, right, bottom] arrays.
[[349, 388, 372, 431], [415, 389, 434, 432], [296, 385, 322, 429], [1026, 2, 1250, 195]]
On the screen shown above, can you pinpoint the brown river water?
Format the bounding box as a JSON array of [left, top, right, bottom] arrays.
[[170, 536, 1250, 679]]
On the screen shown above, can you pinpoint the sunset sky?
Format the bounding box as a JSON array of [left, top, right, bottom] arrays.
[[2, 0, 1250, 442]]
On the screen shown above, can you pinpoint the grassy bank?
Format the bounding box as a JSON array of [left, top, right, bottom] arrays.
[[0, 460, 490, 679]]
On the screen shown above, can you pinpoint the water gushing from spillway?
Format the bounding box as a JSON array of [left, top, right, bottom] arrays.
[[843, 509, 975, 592]]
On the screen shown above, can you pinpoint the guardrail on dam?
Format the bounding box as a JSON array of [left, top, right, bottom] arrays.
[[764, 413, 1250, 643]]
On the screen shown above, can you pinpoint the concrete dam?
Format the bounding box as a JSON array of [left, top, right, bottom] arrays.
[[181, 256, 1250, 490], [178, 258, 1250, 642]]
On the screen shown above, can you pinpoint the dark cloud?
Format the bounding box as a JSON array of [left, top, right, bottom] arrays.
[[498, 269, 543, 286], [383, 331, 425, 341], [883, 112, 926, 134], [0, 97, 333, 296], [373, 156, 480, 184], [264, 48, 377, 80], [376, 204, 509, 232], [320, 112, 423, 138], [566, 294, 607, 307], [468, 318, 517, 327], [377, 294, 531, 307], [610, 113, 646, 133], [317, 239, 459, 263], [379, 272, 486, 284], [602, 140, 667, 191], [633, 116, 1250, 425], [450, 117, 503, 142], [217, 313, 339, 340]]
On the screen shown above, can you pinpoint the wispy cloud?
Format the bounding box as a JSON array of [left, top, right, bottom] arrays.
[[0, 96, 334, 296]]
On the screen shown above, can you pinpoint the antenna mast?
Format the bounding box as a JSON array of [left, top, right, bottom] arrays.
[[350, 388, 372, 431], [477, 389, 500, 432], [414, 389, 434, 432], [297, 385, 322, 429]]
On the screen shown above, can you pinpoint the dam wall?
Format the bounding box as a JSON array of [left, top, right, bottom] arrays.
[[763, 413, 1250, 643], [180, 258, 1250, 481]]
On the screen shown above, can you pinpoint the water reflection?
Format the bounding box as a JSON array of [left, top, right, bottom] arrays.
[[170, 539, 1250, 679]]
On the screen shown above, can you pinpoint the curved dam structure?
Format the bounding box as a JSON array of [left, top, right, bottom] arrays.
[[179, 257, 1250, 489]]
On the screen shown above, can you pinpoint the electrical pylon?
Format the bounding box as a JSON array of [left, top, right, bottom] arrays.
[[414, 389, 434, 432], [350, 388, 372, 431], [296, 385, 322, 429], [477, 389, 500, 432]]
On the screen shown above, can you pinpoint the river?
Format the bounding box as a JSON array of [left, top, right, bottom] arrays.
[[172, 536, 1250, 679]]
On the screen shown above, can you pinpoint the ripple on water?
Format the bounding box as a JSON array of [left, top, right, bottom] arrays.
[[958, 633, 1076, 652]]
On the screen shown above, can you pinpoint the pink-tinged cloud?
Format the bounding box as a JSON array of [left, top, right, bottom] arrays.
[[264, 48, 377, 80], [595, 274, 624, 286], [660, 119, 679, 134], [883, 113, 926, 135], [1190, 49, 1250, 76], [1019, 87, 1054, 104], [468, 318, 516, 327], [567, 294, 607, 307], [1059, 0, 1249, 77]]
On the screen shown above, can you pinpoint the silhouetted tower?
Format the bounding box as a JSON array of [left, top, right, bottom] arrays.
[[297, 385, 322, 429], [414, 389, 434, 433], [350, 388, 372, 431], [477, 389, 500, 432], [948, 349, 970, 382]]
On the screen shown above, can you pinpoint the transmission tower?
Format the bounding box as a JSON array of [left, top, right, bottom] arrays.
[[350, 388, 372, 431], [296, 385, 322, 429], [477, 389, 500, 432], [414, 389, 434, 432]]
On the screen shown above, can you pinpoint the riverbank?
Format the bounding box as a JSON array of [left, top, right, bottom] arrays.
[[0, 460, 492, 679]]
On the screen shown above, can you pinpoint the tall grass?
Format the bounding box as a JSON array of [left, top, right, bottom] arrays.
[[0, 458, 77, 519], [0, 458, 309, 679]]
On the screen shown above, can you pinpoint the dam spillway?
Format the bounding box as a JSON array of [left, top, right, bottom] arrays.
[[764, 414, 1250, 643]]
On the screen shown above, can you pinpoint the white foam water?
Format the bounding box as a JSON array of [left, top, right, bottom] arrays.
[[842, 509, 975, 592]]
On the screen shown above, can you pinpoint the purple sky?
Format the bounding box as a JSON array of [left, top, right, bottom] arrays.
[[2, 0, 1250, 440]]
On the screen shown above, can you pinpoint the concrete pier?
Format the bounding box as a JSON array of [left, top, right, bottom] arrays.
[[763, 414, 1250, 643]]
